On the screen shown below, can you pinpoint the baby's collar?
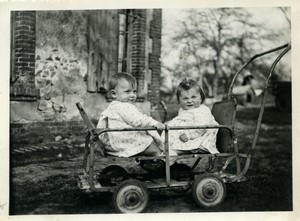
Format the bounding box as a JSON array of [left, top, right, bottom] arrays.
[[179, 105, 202, 113]]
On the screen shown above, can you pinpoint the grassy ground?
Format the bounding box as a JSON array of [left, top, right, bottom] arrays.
[[9, 98, 292, 214]]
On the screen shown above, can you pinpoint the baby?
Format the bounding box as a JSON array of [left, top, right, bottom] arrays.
[[96, 72, 165, 157], [167, 78, 219, 154]]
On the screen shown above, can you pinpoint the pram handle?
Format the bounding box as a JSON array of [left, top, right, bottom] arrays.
[[227, 43, 291, 99]]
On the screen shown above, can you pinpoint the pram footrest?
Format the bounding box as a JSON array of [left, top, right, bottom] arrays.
[[78, 173, 102, 190], [215, 171, 247, 183]]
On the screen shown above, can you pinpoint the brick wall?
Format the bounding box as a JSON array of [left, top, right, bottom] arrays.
[[148, 9, 162, 105], [131, 10, 146, 101], [130, 9, 162, 105], [10, 11, 39, 100]]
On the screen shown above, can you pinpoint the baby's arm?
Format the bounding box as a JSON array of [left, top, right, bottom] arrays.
[[118, 103, 164, 130], [168, 112, 203, 141]]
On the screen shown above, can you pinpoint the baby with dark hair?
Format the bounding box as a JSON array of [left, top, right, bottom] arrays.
[[167, 78, 219, 154], [97, 72, 165, 157]]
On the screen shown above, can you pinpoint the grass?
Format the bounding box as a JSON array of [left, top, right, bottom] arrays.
[[10, 101, 292, 214]]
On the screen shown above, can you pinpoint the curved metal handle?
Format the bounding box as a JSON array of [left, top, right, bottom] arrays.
[[227, 43, 290, 99], [248, 43, 291, 155]]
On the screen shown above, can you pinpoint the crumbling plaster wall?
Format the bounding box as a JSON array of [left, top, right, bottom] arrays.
[[36, 11, 108, 122]]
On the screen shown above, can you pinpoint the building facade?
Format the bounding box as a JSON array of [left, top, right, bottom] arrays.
[[10, 9, 162, 145]]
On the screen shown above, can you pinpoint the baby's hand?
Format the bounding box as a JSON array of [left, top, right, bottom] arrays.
[[155, 122, 165, 133], [179, 133, 188, 142]]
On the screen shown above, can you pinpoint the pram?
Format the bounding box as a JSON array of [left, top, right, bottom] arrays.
[[76, 43, 290, 213]]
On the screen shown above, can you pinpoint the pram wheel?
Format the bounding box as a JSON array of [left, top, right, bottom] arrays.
[[98, 165, 128, 186], [113, 179, 149, 213], [192, 173, 226, 208]]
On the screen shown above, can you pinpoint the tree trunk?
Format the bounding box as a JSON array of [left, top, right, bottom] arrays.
[[212, 59, 220, 97], [203, 77, 213, 97], [212, 76, 218, 97]]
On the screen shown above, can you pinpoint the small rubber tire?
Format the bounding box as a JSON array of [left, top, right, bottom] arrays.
[[113, 179, 149, 213], [192, 173, 226, 208]]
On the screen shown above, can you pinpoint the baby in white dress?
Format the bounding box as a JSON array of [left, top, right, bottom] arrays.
[[167, 79, 219, 154], [97, 72, 165, 157]]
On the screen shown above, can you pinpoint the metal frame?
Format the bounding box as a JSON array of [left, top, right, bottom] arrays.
[[76, 43, 291, 198]]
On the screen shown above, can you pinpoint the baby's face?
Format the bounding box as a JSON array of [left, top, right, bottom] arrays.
[[111, 78, 137, 103], [179, 87, 202, 110]]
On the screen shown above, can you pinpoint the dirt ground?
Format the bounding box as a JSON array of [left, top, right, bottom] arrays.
[[9, 98, 292, 214]]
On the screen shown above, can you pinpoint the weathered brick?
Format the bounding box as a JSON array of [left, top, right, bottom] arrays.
[[11, 10, 37, 101]]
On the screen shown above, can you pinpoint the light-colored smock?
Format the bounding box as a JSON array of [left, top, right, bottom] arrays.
[[96, 101, 164, 157], [167, 104, 219, 154]]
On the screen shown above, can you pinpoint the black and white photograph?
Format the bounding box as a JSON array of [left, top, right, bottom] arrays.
[[1, 0, 299, 220]]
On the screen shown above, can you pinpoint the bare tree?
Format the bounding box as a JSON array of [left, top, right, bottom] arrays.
[[169, 8, 267, 97]]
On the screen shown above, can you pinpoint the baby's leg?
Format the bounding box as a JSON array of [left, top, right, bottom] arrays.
[[141, 141, 163, 156], [136, 142, 165, 176]]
